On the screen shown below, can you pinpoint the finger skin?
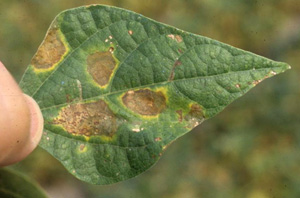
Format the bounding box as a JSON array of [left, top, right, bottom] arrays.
[[0, 62, 44, 166]]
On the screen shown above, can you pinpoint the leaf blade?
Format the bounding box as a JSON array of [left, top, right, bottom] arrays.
[[0, 168, 47, 198], [20, 5, 290, 184]]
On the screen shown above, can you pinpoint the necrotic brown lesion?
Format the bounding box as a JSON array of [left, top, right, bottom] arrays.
[[184, 104, 205, 128], [87, 51, 116, 87], [122, 89, 166, 116], [31, 27, 66, 69], [53, 100, 118, 137]]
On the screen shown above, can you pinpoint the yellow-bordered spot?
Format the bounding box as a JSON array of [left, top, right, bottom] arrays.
[[52, 100, 119, 138], [121, 88, 167, 119], [32, 24, 70, 73], [86, 46, 119, 89], [184, 103, 205, 128], [78, 144, 88, 153]]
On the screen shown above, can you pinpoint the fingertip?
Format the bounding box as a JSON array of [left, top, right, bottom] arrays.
[[0, 95, 44, 166], [0, 62, 44, 166], [23, 94, 44, 151], [0, 61, 9, 73], [0, 62, 32, 166]]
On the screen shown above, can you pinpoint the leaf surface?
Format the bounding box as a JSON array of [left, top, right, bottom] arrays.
[[20, 5, 290, 184], [0, 168, 47, 198]]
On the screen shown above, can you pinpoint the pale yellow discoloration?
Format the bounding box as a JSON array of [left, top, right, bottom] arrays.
[[98, 134, 117, 142], [153, 87, 169, 103]]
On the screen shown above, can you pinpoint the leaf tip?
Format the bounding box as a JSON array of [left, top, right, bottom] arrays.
[[277, 61, 292, 73]]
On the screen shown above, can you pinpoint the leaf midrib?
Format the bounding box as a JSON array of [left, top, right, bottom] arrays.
[[40, 66, 281, 111]]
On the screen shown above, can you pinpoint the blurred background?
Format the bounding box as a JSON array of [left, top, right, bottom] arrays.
[[1, 0, 299, 197]]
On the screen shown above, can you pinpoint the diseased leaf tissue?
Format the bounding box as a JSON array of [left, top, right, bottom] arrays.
[[20, 5, 290, 184]]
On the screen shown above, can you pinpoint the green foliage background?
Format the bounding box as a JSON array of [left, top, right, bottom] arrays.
[[0, 0, 299, 197]]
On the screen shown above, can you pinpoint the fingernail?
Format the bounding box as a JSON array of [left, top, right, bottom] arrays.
[[23, 94, 44, 146]]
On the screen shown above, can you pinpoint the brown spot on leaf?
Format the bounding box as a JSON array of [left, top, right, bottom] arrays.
[[122, 89, 166, 116], [109, 47, 114, 53], [169, 60, 182, 81], [184, 104, 205, 128], [87, 51, 116, 87], [31, 27, 66, 69], [53, 100, 118, 137], [175, 35, 183, 42], [174, 60, 182, 67], [167, 34, 175, 40], [66, 94, 72, 103], [176, 110, 183, 122], [253, 79, 262, 86], [132, 125, 141, 132], [155, 137, 162, 142], [167, 34, 183, 42], [79, 144, 85, 151], [235, 84, 241, 88]]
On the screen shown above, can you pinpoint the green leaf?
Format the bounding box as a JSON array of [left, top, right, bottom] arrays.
[[19, 5, 290, 184], [0, 168, 47, 198]]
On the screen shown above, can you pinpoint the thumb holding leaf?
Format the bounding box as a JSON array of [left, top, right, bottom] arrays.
[[0, 61, 43, 166]]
